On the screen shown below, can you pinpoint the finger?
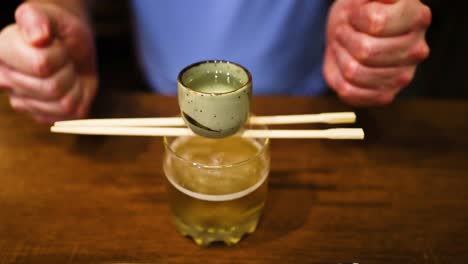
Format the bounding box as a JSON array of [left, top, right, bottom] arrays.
[[324, 47, 397, 106], [15, 2, 95, 71], [9, 94, 29, 113], [76, 75, 96, 119], [0, 26, 68, 77], [9, 93, 51, 123], [9, 93, 72, 124], [351, 0, 432, 36], [20, 78, 82, 117], [336, 24, 430, 67], [4, 63, 76, 100], [333, 41, 415, 89], [323, 46, 340, 91], [336, 76, 397, 107], [26, 3, 95, 67], [11, 95, 72, 124], [15, 3, 53, 46]]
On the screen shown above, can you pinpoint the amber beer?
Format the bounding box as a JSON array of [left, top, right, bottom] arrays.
[[163, 135, 270, 246]]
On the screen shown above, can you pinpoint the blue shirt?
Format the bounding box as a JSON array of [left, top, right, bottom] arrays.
[[130, 0, 329, 95]]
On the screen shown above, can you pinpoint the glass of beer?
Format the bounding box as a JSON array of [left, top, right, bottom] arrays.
[[163, 132, 270, 246]]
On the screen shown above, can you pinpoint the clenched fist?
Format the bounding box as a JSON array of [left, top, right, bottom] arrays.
[[0, 2, 97, 123], [324, 0, 431, 106]]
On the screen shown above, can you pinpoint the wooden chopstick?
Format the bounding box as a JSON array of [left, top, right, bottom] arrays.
[[54, 117, 185, 127], [50, 126, 364, 140], [248, 112, 356, 125], [53, 112, 356, 127]]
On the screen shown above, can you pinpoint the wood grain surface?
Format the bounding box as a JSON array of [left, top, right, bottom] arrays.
[[0, 93, 467, 264]]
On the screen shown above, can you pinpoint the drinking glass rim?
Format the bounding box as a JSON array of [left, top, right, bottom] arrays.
[[163, 133, 269, 169], [177, 60, 252, 95]]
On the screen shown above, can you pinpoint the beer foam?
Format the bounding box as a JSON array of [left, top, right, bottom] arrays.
[[166, 168, 268, 202]]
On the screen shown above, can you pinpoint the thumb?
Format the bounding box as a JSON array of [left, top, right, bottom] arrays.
[[16, 3, 95, 68], [15, 3, 53, 46]]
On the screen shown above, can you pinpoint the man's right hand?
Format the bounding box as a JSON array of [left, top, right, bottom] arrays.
[[0, 2, 97, 124]]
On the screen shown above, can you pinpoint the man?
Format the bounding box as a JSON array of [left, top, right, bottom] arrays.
[[0, 0, 431, 123]]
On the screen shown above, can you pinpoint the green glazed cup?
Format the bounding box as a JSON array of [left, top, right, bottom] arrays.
[[177, 60, 252, 138]]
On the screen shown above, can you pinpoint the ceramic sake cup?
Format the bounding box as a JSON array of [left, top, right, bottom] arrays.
[[177, 60, 252, 138]]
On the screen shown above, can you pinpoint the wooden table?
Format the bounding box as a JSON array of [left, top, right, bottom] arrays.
[[0, 93, 467, 264]]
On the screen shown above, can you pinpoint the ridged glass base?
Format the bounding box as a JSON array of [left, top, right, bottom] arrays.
[[174, 217, 259, 246]]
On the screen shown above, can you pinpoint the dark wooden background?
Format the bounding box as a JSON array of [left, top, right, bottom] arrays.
[[1, 0, 467, 97]]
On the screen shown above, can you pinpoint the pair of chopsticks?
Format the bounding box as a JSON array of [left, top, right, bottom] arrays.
[[50, 112, 364, 140]]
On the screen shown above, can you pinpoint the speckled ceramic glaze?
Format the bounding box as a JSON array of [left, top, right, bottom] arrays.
[[178, 60, 252, 138]]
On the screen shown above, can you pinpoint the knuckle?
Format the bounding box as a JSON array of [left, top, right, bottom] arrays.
[[33, 53, 52, 77], [9, 97, 25, 112], [397, 69, 415, 87], [420, 42, 430, 59], [420, 5, 432, 28], [0, 71, 10, 88], [367, 9, 387, 35], [334, 25, 346, 42], [336, 82, 355, 100], [59, 95, 77, 115], [323, 69, 334, 88], [356, 38, 373, 62], [409, 42, 430, 61], [76, 102, 90, 119], [323, 59, 338, 89], [15, 3, 34, 20], [42, 79, 62, 99], [342, 60, 359, 81]]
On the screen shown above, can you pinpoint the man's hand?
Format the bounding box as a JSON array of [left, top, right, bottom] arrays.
[[323, 0, 431, 106], [0, 2, 97, 123]]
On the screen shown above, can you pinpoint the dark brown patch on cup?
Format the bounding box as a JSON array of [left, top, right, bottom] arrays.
[[183, 112, 221, 133]]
